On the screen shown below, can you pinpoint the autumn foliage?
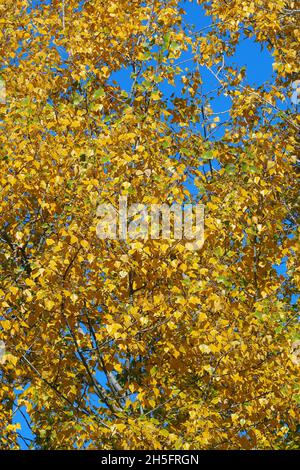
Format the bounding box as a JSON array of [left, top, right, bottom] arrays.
[[0, 0, 299, 449]]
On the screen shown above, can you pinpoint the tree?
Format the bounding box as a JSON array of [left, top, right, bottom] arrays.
[[0, 0, 299, 449]]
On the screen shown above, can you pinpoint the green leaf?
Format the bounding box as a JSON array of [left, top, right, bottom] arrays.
[[225, 163, 235, 174]]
